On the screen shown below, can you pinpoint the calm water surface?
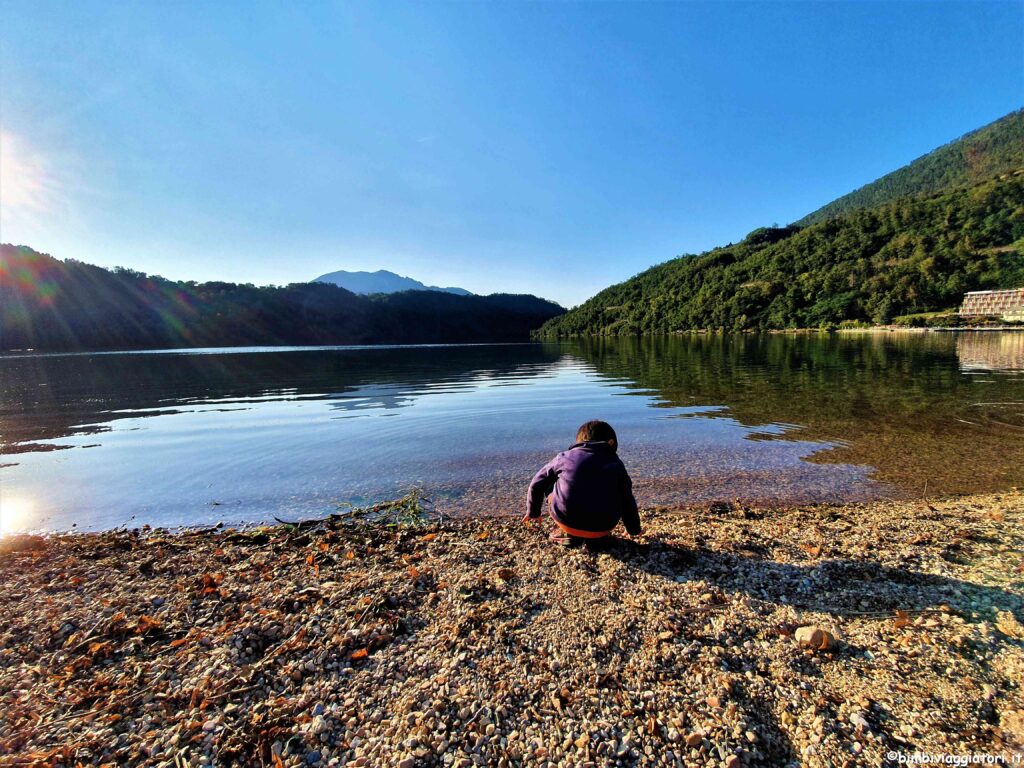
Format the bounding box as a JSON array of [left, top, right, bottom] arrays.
[[1, 333, 1021, 532]]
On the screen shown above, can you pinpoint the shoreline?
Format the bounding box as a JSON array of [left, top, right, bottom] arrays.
[[6, 325, 1024, 356], [2, 492, 1023, 766], [533, 326, 1024, 340]]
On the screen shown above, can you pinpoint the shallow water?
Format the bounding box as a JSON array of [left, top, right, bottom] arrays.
[[0, 333, 1021, 532]]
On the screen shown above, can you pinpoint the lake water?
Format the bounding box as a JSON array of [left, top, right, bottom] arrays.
[[1, 333, 1022, 532]]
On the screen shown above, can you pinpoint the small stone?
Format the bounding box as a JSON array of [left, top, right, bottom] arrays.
[[850, 712, 871, 731], [305, 751, 322, 765], [724, 756, 741, 768], [685, 732, 703, 748], [795, 625, 835, 651]]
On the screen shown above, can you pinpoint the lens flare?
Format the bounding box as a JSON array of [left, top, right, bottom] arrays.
[[0, 131, 59, 232], [0, 496, 36, 534]]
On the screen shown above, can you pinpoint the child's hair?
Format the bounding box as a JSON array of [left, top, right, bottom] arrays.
[[576, 420, 617, 444]]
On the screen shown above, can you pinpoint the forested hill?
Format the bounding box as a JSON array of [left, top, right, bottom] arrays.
[[797, 109, 1024, 226], [534, 171, 1024, 337], [0, 247, 564, 351]]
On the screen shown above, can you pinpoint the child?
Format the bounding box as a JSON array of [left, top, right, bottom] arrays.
[[525, 420, 641, 544]]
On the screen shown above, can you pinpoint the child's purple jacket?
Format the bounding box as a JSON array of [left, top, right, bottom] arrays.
[[526, 441, 641, 535]]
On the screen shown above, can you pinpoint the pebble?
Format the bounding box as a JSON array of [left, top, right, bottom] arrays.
[[0, 493, 1018, 768]]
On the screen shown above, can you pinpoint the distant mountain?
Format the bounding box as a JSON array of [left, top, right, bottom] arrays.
[[0, 246, 563, 351], [797, 109, 1024, 226], [314, 269, 472, 296]]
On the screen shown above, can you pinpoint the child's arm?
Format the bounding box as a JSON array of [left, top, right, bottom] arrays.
[[525, 460, 559, 521], [620, 466, 642, 536]]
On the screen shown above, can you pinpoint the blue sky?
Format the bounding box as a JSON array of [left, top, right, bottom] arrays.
[[1, 1, 1021, 307]]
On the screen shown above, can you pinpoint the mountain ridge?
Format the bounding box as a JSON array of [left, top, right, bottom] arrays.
[[0, 246, 563, 351], [535, 109, 1024, 337], [314, 269, 471, 296], [797, 109, 1024, 226], [535, 171, 1024, 336]]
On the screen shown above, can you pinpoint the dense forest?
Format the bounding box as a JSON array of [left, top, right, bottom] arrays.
[[797, 109, 1024, 226], [0, 246, 564, 351], [537, 108, 1024, 338], [535, 171, 1024, 336]]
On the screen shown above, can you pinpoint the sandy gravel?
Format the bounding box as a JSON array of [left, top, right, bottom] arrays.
[[1, 492, 1023, 767]]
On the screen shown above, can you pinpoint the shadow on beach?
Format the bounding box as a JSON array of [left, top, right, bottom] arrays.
[[590, 535, 1024, 623], [568, 533, 1023, 765]]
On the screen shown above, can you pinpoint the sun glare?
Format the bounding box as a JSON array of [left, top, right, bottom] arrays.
[[0, 495, 36, 535], [0, 131, 54, 224]]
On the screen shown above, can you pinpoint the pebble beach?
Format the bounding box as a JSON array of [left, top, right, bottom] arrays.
[[1, 492, 1023, 767]]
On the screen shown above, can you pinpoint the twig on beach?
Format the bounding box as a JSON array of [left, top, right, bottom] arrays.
[[206, 683, 262, 702]]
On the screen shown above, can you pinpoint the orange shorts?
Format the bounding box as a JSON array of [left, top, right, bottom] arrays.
[[553, 519, 612, 539]]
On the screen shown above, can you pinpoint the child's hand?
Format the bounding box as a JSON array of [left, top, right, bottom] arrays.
[[522, 513, 537, 526]]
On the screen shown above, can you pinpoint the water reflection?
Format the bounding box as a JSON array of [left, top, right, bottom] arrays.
[[0, 495, 35, 534], [1, 335, 1021, 532], [957, 332, 1024, 372], [566, 333, 1024, 497], [0, 345, 561, 452]]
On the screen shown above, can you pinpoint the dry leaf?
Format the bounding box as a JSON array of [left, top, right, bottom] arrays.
[[495, 567, 516, 582], [476, 530, 490, 541], [801, 542, 822, 557], [136, 615, 163, 635], [407, 566, 421, 579], [421, 533, 437, 542], [351, 648, 369, 660], [893, 610, 911, 629], [996, 611, 1024, 639]]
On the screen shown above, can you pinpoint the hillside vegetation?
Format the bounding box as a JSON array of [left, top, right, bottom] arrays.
[[798, 109, 1024, 226], [535, 172, 1024, 336], [0, 246, 564, 351]]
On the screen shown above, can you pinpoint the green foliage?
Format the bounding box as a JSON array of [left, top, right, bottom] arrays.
[[0, 247, 564, 351], [535, 173, 1024, 337], [798, 109, 1024, 226], [337, 489, 438, 528]]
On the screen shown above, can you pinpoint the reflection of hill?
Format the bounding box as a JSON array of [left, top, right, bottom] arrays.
[[0, 345, 562, 452], [562, 334, 1024, 497], [957, 332, 1024, 371]]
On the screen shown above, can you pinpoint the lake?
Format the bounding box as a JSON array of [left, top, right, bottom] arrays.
[[1, 332, 1021, 532]]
